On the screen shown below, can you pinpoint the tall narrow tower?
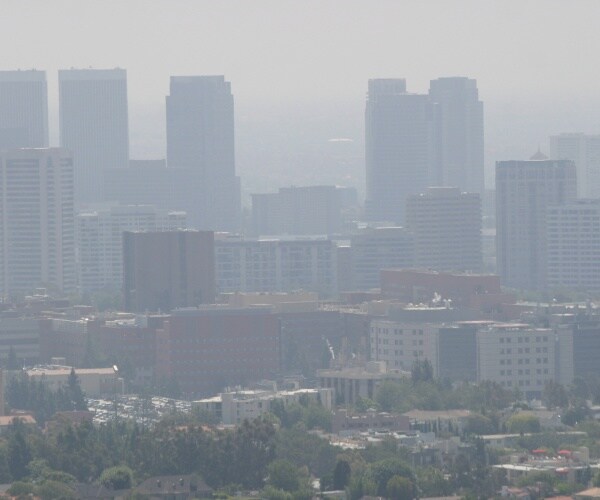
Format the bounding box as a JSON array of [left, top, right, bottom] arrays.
[[0, 148, 76, 296], [166, 75, 240, 232], [365, 79, 434, 224], [0, 70, 48, 148], [429, 77, 484, 194], [59, 68, 129, 206]]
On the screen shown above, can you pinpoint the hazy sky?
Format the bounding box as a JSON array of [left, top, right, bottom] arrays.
[[3, 0, 600, 187], [5, 1, 598, 100]]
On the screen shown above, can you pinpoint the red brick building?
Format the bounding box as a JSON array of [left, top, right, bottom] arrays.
[[156, 307, 280, 397], [380, 269, 515, 312]]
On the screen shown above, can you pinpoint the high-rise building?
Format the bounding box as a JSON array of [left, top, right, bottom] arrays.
[[59, 68, 129, 205], [406, 187, 482, 272], [77, 205, 187, 292], [123, 230, 215, 312], [251, 185, 344, 236], [166, 76, 240, 231], [550, 133, 600, 198], [477, 323, 555, 399], [429, 77, 484, 194], [496, 154, 577, 290], [215, 236, 337, 298], [365, 79, 434, 223], [0, 149, 75, 296], [546, 199, 600, 292], [0, 70, 48, 148], [350, 227, 414, 290]]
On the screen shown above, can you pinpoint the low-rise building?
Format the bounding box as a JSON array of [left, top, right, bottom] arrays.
[[317, 361, 408, 405], [25, 365, 122, 397], [332, 408, 410, 435], [194, 387, 333, 425]]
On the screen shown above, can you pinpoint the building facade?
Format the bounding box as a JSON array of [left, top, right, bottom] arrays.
[[0, 148, 75, 296], [365, 79, 434, 223], [406, 187, 482, 272], [123, 230, 215, 312], [251, 185, 346, 236], [166, 75, 240, 231], [350, 227, 415, 290], [215, 237, 337, 298], [546, 200, 600, 292], [77, 205, 187, 292], [156, 307, 280, 397], [550, 133, 600, 198], [0, 70, 48, 148], [369, 319, 438, 373], [429, 77, 484, 194], [496, 156, 577, 290], [59, 68, 129, 205], [477, 323, 555, 399]]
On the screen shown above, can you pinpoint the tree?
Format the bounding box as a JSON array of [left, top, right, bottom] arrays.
[[7, 346, 20, 370], [411, 359, 434, 384], [386, 475, 415, 500], [100, 465, 134, 490], [363, 458, 414, 497], [506, 413, 541, 434], [267, 460, 303, 492], [332, 459, 351, 490], [464, 414, 494, 435], [375, 380, 405, 412], [417, 467, 453, 497], [7, 420, 32, 480], [36, 480, 76, 500], [543, 381, 569, 409], [67, 368, 87, 410]]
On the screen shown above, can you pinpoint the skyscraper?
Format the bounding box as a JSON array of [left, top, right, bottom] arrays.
[[0, 70, 48, 148], [496, 153, 576, 290], [59, 68, 129, 205], [166, 75, 241, 231], [0, 148, 75, 296], [429, 77, 484, 194], [550, 133, 600, 198], [365, 79, 434, 223]]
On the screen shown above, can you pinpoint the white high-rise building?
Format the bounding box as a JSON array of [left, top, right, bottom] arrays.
[[0, 70, 48, 148], [496, 154, 577, 290], [365, 79, 434, 223], [477, 323, 555, 399], [429, 77, 484, 194], [77, 205, 187, 292], [369, 319, 438, 373], [59, 69, 129, 206], [0, 149, 75, 296], [166, 75, 240, 232], [550, 133, 600, 198], [546, 199, 600, 292], [406, 187, 482, 272]]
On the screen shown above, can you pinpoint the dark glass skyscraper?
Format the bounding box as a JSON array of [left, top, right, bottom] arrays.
[[166, 75, 240, 232]]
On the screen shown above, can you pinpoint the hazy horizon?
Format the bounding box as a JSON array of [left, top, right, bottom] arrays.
[[5, 0, 600, 195]]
